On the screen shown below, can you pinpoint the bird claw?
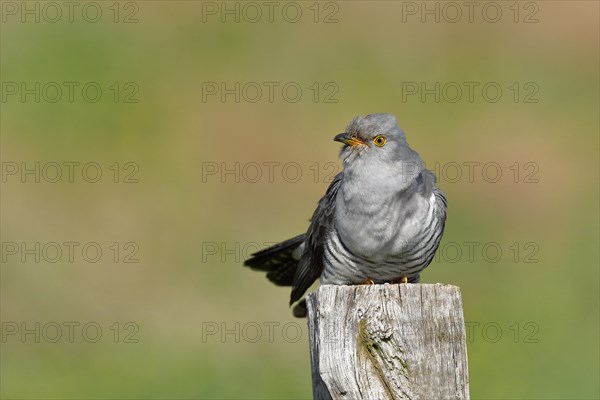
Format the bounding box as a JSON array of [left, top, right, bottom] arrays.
[[361, 278, 375, 285], [392, 276, 409, 284]]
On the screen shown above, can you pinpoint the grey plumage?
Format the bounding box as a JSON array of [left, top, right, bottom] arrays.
[[244, 114, 447, 315]]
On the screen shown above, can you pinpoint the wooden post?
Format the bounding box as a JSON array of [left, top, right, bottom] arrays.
[[306, 284, 469, 400]]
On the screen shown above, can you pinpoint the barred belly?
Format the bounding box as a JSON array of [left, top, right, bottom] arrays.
[[321, 193, 444, 285]]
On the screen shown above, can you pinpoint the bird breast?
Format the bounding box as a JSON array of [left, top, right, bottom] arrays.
[[334, 182, 434, 261]]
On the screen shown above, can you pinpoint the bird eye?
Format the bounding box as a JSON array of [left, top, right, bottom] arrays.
[[373, 135, 387, 147]]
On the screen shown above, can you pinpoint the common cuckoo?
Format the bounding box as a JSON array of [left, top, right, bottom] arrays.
[[244, 114, 447, 317]]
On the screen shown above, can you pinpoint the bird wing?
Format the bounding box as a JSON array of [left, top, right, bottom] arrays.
[[433, 185, 448, 237], [420, 169, 448, 214], [290, 173, 342, 305]]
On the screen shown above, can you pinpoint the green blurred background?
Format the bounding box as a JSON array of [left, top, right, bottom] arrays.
[[1, 1, 598, 399]]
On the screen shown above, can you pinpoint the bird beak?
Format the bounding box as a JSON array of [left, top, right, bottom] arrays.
[[334, 132, 365, 147]]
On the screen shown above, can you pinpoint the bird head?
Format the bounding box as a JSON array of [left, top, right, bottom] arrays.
[[334, 114, 422, 177]]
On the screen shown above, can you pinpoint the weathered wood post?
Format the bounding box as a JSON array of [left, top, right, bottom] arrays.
[[306, 284, 469, 400]]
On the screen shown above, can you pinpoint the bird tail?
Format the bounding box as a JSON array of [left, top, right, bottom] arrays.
[[243, 234, 305, 286]]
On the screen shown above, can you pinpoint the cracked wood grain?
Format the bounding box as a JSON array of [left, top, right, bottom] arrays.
[[306, 284, 469, 400]]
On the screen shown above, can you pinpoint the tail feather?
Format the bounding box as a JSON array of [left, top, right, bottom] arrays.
[[244, 234, 305, 286]]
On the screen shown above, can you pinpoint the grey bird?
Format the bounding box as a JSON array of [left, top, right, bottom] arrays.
[[244, 114, 447, 317]]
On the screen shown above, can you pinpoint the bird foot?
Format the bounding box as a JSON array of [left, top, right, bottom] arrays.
[[392, 276, 409, 284], [361, 278, 375, 285]]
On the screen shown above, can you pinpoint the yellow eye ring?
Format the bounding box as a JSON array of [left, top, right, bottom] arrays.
[[373, 135, 387, 147]]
